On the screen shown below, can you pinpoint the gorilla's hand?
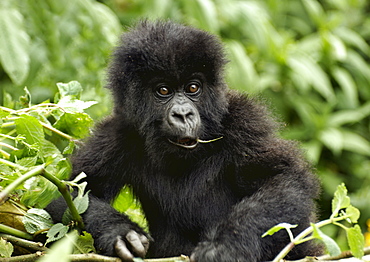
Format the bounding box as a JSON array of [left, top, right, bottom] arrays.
[[91, 221, 151, 262], [115, 230, 150, 261]]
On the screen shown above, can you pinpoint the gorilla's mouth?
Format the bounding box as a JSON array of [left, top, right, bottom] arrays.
[[168, 137, 199, 149]]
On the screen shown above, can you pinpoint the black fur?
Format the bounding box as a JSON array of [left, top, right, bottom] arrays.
[[47, 21, 322, 261]]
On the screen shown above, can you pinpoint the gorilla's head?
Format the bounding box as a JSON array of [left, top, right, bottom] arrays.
[[107, 21, 229, 156]]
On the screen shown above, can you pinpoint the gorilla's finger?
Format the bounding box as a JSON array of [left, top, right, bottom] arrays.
[[139, 234, 150, 253], [126, 230, 148, 258], [115, 236, 134, 261]]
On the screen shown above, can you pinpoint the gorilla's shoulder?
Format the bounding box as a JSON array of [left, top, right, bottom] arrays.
[[222, 91, 280, 152]]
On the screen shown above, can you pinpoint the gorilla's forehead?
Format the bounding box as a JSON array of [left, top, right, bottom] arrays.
[[114, 21, 226, 82]]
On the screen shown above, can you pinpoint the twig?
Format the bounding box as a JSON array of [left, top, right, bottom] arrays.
[[42, 170, 85, 229], [271, 216, 352, 262], [69, 254, 122, 261], [0, 252, 44, 262], [318, 246, 370, 260], [0, 158, 28, 171], [0, 165, 44, 204], [0, 224, 33, 241], [0, 234, 47, 252]]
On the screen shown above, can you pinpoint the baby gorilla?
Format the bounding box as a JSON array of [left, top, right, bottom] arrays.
[[47, 21, 322, 261]]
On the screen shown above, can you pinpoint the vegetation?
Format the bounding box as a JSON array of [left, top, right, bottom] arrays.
[[0, 0, 369, 260]]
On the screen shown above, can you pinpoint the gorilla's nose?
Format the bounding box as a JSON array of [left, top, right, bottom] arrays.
[[168, 103, 200, 130]]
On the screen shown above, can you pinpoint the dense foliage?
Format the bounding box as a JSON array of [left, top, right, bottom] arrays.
[[0, 0, 369, 258]]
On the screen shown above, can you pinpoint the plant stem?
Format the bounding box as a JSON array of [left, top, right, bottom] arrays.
[[0, 252, 45, 261], [42, 171, 85, 229], [39, 122, 74, 141], [0, 233, 47, 251], [0, 165, 44, 204], [271, 216, 352, 262], [0, 224, 33, 240], [0, 158, 28, 170]]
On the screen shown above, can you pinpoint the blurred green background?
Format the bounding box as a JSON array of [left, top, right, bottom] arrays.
[[0, 0, 369, 248]]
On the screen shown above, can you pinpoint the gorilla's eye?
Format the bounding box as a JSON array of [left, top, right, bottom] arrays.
[[185, 82, 201, 95], [156, 86, 172, 97]]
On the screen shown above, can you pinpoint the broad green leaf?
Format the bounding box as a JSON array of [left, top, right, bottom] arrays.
[[345, 205, 360, 224], [195, 0, 218, 33], [113, 186, 136, 213], [329, 102, 370, 127], [45, 223, 70, 245], [318, 128, 343, 156], [57, 96, 97, 113], [287, 54, 335, 102], [346, 225, 364, 259], [332, 67, 358, 108], [16, 156, 37, 167], [225, 41, 259, 93], [74, 193, 89, 214], [91, 2, 121, 45], [53, 112, 93, 139], [331, 183, 350, 217], [42, 230, 77, 261], [346, 51, 370, 84], [301, 0, 325, 26], [63, 141, 75, 154], [341, 130, 370, 157], [0, 5, 30, 85], [0, 238, 13, 258], [23, 208, 53, 234], [335, 27, 370, 55], [72, 231, 96, 254], [15, 115, 44, 145], [261, 223, 297, 237], [57, 81, 83, 98], [311, 223, 341, 256], [62, 192, 89, 224], [328, 33, 346, 61]]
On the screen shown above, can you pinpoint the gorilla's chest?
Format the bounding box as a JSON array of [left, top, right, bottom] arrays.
[[136, 159, 239, 230]]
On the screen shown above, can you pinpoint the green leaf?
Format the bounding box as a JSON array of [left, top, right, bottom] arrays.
[[311, 223, 341, 256], [328, 101, 370, 127], [63, 141, 75, 154], [72, 231, 96, 254], [45, 223, 70, 246], [57, 81, 83, 98], [332, 67, 358, 108], [62, 192, 89, 224], [341, 130, 370, 157], [318, 128, 343, 156], [225, 41, 259, 93], [331, 183, 350, 217], [16, 156, 37, 167], [53, 112, 93, 139], [22, 208, 53, 234], [0, 4, 30, 85], [0, 238, 13, 258], [15, 115, 44, 145], [261, 223, 297, 237], [287, 54, 335, 102], [57, 96, 98, 113], [301, 0, 325, 26], [74, 193, 89, 214], [41, 231, 77, 262], [345, 205, 360, 224], [346, 225, 365, 259]]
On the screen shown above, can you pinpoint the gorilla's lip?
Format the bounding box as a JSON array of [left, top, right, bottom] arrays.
[[168, 137, 199, 149]]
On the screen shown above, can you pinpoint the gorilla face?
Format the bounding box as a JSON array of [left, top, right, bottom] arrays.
[[154, 77, 202, 149], [108, 21, 229, 154]]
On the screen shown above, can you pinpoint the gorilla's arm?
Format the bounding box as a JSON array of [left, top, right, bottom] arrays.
[[191, 140, 321, 262], [46, 118, 150, 261]]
